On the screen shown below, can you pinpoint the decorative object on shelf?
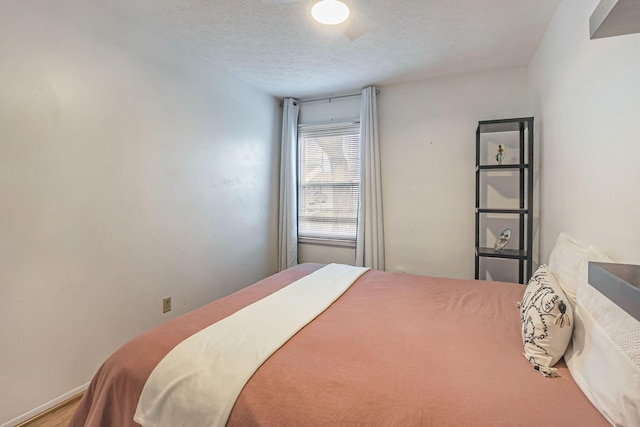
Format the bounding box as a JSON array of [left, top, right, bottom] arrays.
[[494, 228, 512, 250], [495, 144, 505, 165]]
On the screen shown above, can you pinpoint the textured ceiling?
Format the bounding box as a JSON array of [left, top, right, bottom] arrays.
[[96, 0, 562, 98]]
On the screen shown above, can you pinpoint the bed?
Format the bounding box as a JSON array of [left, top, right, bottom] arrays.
[[70, 252, 629, 426]]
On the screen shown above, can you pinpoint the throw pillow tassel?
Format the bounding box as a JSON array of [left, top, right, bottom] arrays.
[[554, 300, 570, 328], [525, 355, 560, 378], [537, 365, 560, 378]]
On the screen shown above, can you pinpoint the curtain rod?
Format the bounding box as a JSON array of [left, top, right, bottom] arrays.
[[279, 89, 380, 107], [300, 92, 360, 104], [299, 88, 380, 104], [279, 89, 380, 106]]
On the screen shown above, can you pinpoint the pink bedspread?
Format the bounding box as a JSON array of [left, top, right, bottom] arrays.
[[71, 264, 608, 426]]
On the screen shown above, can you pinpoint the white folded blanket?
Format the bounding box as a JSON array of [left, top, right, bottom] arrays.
[[134, 263, 369, 427]]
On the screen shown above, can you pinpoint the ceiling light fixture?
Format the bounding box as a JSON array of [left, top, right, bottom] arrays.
[[311, 0, 350, 25]]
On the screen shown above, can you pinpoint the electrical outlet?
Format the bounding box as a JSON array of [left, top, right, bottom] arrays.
[[163, 297, 171, 313]]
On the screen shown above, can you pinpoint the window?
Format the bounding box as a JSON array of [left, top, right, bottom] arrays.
[[298, 122, 360, 243]]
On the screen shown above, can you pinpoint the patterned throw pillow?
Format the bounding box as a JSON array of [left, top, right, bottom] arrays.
[[519, 265, 573, 377]]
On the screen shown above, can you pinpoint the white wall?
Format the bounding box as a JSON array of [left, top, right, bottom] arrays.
[[0, 1, 280, 424], [529, 0, 640, 263], [379, 68, 530, 279]]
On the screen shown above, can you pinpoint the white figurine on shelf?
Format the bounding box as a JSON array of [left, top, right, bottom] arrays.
[[494, 228, 511, 250], [496, 144, 505, 165]]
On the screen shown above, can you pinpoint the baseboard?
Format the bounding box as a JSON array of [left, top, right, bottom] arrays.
[[1, 383, 89, 427]]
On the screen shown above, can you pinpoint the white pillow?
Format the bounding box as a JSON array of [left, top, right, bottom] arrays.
[[520, 265, 573, 377], [548, 232, 610, 309], [565, 263, 640, 426]]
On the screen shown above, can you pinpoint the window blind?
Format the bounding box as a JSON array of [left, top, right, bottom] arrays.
[[298, 122, 360, 241]]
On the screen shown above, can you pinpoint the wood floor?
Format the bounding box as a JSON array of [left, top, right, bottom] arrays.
[[17, 394, 82, 427]]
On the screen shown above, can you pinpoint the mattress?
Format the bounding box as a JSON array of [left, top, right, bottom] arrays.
[[70, 263, 608, 426]]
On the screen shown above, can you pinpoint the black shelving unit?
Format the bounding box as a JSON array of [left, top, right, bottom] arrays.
[[475, 117, 534, 284]]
